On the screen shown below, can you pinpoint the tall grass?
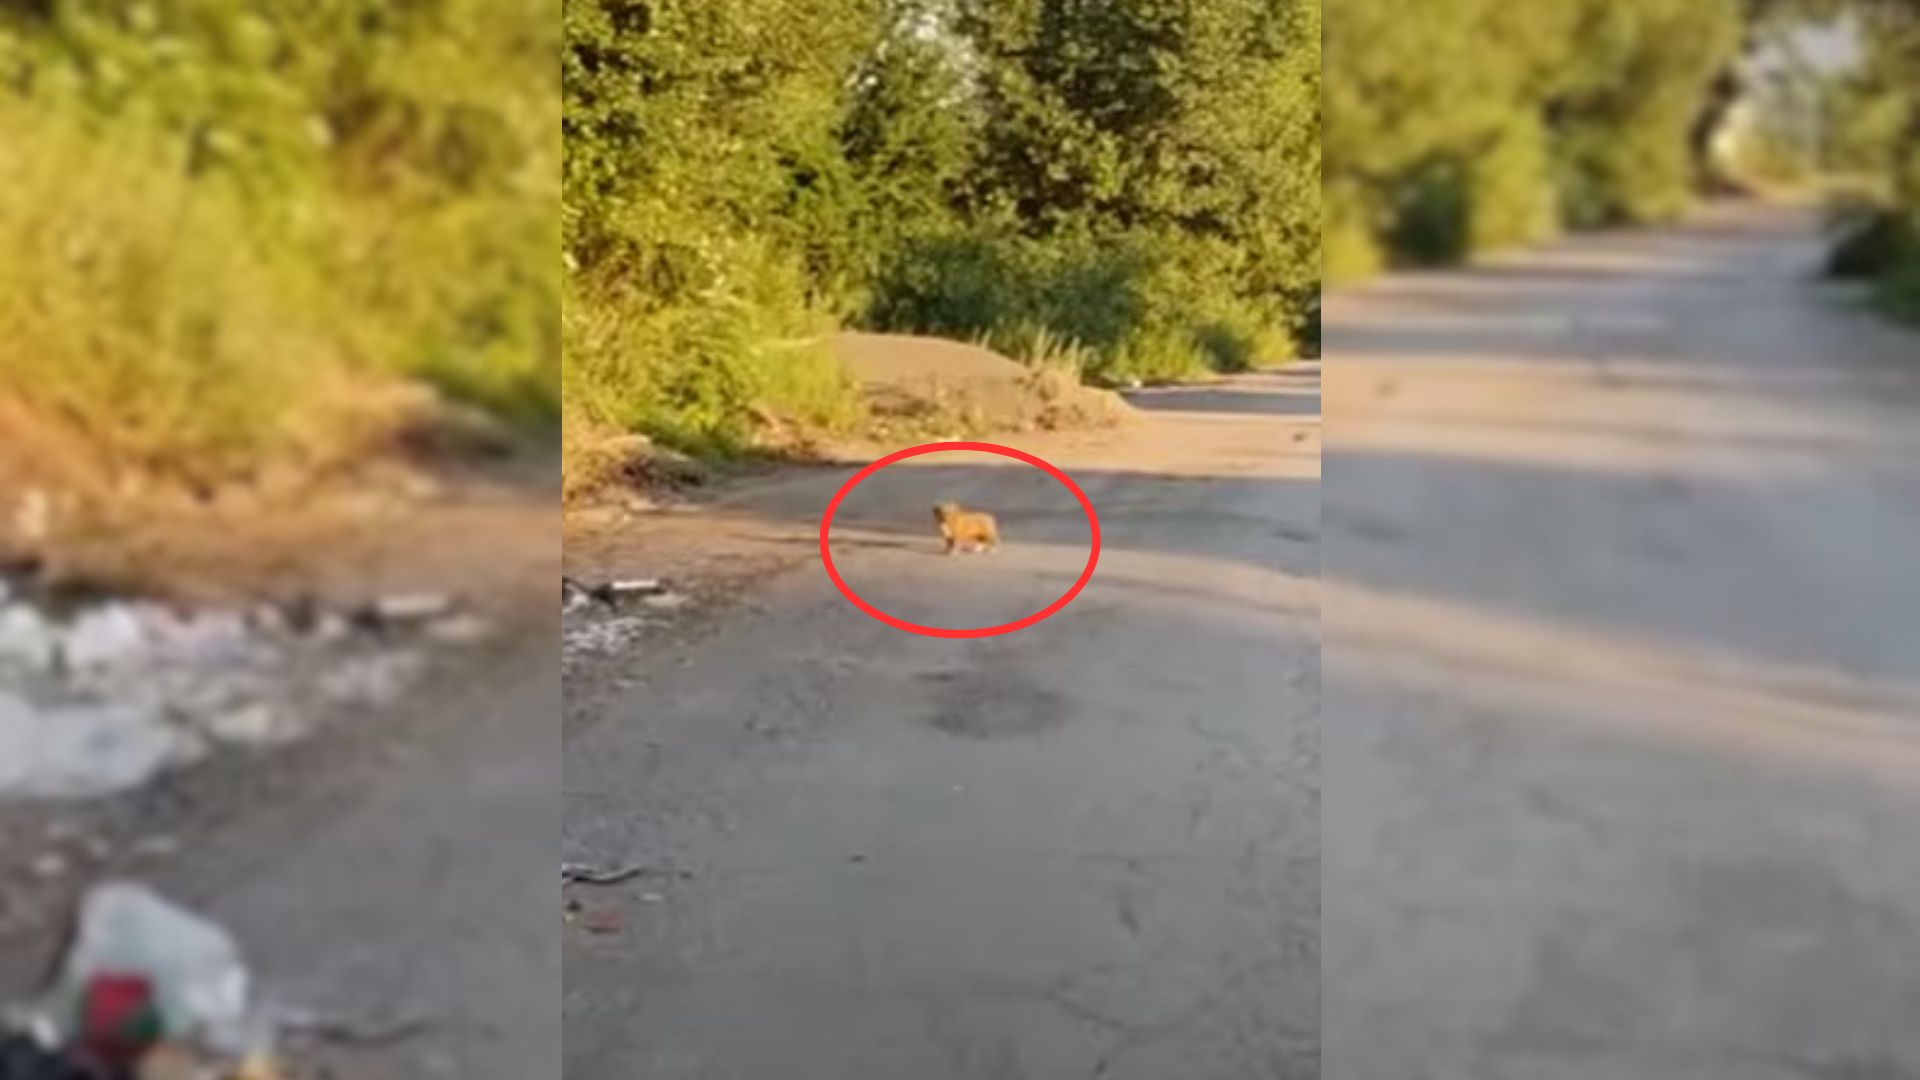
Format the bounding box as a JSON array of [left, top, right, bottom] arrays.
[[0, 103, 351, 477], [564, 242, 862, 458], [1825, 193, 1920, 323], [0, 1, 558, 484]]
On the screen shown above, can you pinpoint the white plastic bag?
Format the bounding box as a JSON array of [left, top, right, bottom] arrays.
[[44, 882, 267, 1059]]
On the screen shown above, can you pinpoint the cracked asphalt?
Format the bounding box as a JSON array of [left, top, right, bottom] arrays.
[[1325, 203, 1920, 1080], [563, 371, 1319, 1079]]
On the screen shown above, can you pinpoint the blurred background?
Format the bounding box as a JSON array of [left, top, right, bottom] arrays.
[[1325, 0, 1917, 295], [0, 3, 557, 1078], [1324, 1, 1920, 1077]]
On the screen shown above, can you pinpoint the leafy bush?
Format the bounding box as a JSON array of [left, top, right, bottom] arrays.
[[866, 226, 1290, 386], [1826, 197, 1917, 278], [0, 104, 342, 475], [563, 245, 859, 458], [1879, 255, 1920, 322]]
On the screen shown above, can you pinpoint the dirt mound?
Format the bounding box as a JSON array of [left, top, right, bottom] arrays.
[[560, 332, 1130, 510], [831, 332, 1130, 441]]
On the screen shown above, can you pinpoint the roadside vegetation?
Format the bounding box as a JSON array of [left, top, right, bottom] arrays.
[[1813, 2, 1920, 321], [561, 0, 1321, 474], [0, 1, 559, 488], [1326, 0, 1920, 324], [1325, 0, 1744, 280]]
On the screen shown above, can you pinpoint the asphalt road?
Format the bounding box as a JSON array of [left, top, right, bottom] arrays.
[[1, 604, 560, 1080], [1325, 202, 1920, 1080], [563, 371, 1321, 1079]]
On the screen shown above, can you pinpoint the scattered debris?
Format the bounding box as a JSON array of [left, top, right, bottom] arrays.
[[0, 884, 286, 1080], [562, 576, 673, 609], [200, 705, 294, 749], [0, 693, 199, 801], [561, 576, 692, 661], [561, 861, 692, 886], [0, 605, 54, 670], [350, 594, 455, 634], [48, 884, 266, 1058], [61, 608, 149, 672], [0, 571, 482, 800], [562, 617, 652, 657], [143, 612, 254, 669], [422, 614, 491, 646], [273, 1007, 437, 1049], [0, 1031, 86, 1080], [561, 863, 645, 886], [316, 652, 423, 709], [310, 613, 351, 645]]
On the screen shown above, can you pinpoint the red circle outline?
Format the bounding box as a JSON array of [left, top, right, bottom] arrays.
[[818, 441, 1102, 638]]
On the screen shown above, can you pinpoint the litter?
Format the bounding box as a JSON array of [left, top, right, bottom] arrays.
[[561, 862, 691, 886], [273, 1007, 437, 1048], [0, 1032, 89, 1080], [560, 862, 646, 886], [0, 605, 55, 670], [560, 578, 590, 612], [60, 607, 150, 671], [562, 578, 672, 609], [0, 694, 198, 801], [352, 594, 455, 632], [2, 883, 287, 1080], [40, 883, 266, 1060]]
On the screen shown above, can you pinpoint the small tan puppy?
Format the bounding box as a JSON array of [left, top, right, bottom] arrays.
[[933, 502, 1000, 554]]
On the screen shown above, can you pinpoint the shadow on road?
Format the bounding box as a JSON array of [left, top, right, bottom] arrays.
[[1325, 443, 1920, 691], [1125, 381, 1321, 418]]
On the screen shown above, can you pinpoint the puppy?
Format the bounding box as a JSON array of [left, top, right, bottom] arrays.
[[932, 501, 1000, 554]]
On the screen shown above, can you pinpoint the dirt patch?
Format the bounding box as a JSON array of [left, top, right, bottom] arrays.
[[560, 423, 720, 515], [832, 331, 1130, 443], [1, 393, 554, 616]]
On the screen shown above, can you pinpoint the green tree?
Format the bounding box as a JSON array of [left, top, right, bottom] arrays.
[[1325, 0, 1742, 273], [903, 0, 1321, 374]]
